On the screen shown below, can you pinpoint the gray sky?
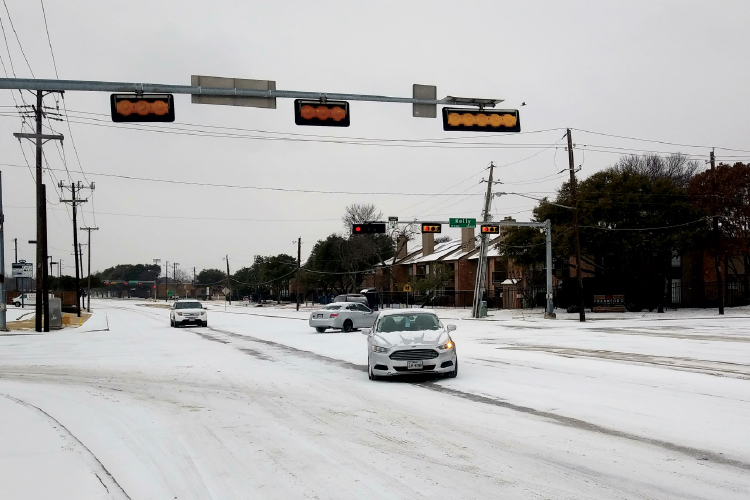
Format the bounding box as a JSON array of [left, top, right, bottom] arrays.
[[2, 0, 749, 277]]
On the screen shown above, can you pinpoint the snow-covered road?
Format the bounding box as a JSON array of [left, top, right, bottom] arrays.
[[1, 300, 748, 499]]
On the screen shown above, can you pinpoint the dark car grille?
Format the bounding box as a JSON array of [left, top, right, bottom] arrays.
[[389, 349, 438, 360]]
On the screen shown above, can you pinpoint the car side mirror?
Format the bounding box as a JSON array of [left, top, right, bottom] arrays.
[[447, 324, 456, 332], [361, 328, 371, 335]]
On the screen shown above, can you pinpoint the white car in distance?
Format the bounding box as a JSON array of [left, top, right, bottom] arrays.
[[362, 309, 458, 380], [170, 300, 208, 327], [309, 302, 376, 333]]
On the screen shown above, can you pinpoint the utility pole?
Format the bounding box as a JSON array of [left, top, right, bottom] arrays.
[[78, 243, 85, 283], [0, 172, 8, 331], [472, 162, 495, 318], [164, 260, 169, 302], [13, 237, 18, 299], [173, 262, 180, 298], [60, 181, 92, 317], [193, 267, 196, 283], [152, 258, 161, 300], [13, 90, 63, 332], [224, 255, 232, 305], [567, 129, 585, 322], [80, 227, 98, 312], [296, 237, 301, 311], [710, 149, 724, 315]]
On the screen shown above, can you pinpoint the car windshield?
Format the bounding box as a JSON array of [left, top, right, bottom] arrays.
[[377, 313, 440, 333], [176, 302, 202, 309]]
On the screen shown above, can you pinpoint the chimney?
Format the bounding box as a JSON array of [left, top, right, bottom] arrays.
[[422, 232, 434, 256], [461, 227, 475, 252], [396, 235, 408, 260]]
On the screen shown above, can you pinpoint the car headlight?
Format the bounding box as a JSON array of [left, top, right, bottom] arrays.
[[371, 345, 389, 353], [437, 340, 454, 350], [200, 311, 206, 316], [176, 312, 183, 316]]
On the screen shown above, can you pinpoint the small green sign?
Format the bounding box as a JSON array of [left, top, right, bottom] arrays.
[[167, 290, 173, 297], [449, 218, 476, 228]]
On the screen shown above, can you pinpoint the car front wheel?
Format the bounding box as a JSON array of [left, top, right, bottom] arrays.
[[14, 302, 20, 307]]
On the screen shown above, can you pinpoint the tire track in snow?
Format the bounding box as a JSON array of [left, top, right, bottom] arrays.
[[1, 393, 132, 500], [202, 326, 750, 472]]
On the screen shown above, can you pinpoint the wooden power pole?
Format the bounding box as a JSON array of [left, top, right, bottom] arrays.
[[80, 227, 98, 312], [567, 128, 585, 322], [296, 237, 301, 311], [710, 149, 724, 315]]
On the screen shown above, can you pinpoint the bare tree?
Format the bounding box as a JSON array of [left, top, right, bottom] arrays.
[[342, 203, 383, 234], [173, 268, 191, 283], [612, 153, 701, 189]]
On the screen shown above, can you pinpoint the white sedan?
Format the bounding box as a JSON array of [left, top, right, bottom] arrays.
[[308, 302, 376, 333], [362, 309, 457, 380]]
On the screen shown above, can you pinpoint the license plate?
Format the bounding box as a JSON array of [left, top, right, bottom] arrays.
[[407, 360, 423, 370], [316, 314, 323, 318]]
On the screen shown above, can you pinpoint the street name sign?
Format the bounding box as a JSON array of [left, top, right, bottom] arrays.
[[449, 218, 476, 228]]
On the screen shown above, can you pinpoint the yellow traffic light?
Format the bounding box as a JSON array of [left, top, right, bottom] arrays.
[[111, 94, 175, 122], [421, 224, 442, 233], [295, 99, 350, 127], [481, 224, 500, 234], [443, 108, 520, 132]]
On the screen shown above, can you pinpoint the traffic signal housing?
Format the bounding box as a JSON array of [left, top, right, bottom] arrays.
[[295, 99, 350, 127], [421, 223, 442, 233], [352, 223, 386, 234], [111, 94, 175, 122], [442, 108, 520, 132], [481, 224, 500, 234]]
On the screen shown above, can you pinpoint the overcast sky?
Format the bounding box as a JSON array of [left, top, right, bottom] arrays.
[[1, 0, 749, 277]]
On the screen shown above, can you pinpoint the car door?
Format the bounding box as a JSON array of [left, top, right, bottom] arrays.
[[355, 303, 375, 327], [343, 303, 359, 326]]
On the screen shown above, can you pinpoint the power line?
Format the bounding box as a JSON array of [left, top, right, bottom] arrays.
[[0, 162, 486, 197], [1, 0, 34, 77], [574, 128, 750, 154], [38, 0, 58, 78]]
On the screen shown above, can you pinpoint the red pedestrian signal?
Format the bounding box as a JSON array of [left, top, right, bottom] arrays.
[[111, 94, 175, 122], [352, 223, 386, 234], [481, 224, 500, 234], [421, 223, 442, 233], [295, 99, 350, 127], [442, 108, 520, 132]]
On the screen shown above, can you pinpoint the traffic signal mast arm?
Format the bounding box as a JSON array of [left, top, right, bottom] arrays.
[[0, 78, 499, 108]]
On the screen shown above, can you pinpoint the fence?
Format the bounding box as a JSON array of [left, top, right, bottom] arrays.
[[378, 286, 552, 310], [667, 280, 748, 309]]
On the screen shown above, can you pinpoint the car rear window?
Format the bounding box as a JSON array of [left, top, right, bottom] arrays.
[[324, 305, 342, 310]]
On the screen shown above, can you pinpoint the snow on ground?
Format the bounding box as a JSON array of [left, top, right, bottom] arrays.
[[0, 299, 748, 499]]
